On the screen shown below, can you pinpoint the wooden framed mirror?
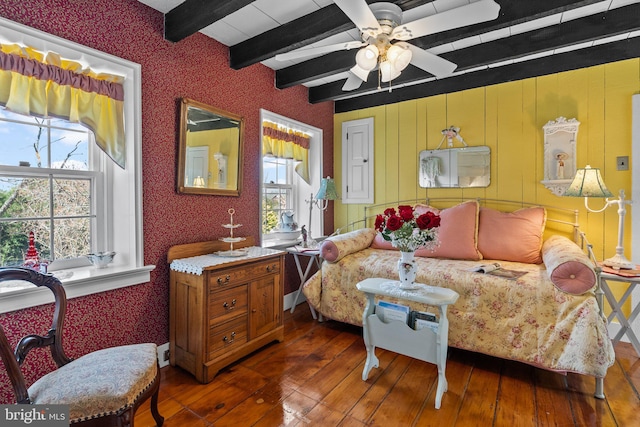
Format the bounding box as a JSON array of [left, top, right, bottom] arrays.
[[177, 98, 245, 196]]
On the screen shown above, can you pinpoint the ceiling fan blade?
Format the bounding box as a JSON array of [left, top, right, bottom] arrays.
[[391, 0, 501, 41], [406, 45, 457, 77], [275, 41, 365, 62], [333, 0, 381, 38], [342, 73, 364, 91]]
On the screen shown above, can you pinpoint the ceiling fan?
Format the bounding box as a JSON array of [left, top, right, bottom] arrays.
[[275, 0, 501, 91]]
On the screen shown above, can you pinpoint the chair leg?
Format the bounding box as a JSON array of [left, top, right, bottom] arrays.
[[150, 386, 164, 426]]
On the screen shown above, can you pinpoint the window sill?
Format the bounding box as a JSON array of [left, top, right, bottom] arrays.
[[0, 264, 155, 314]]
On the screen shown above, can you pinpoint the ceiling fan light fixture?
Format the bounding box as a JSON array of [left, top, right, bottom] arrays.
[[387, 42, 412, 71], [379, 60, 401, 83], [355, 45, 379, 70]]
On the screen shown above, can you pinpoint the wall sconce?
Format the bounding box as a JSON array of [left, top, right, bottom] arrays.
[[563, 165, 634, 269], [307, 176, 340, 238]]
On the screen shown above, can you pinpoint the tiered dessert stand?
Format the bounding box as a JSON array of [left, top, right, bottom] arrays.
[[218, 208, 247, 257]]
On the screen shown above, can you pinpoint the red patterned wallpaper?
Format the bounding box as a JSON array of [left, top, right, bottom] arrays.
[[0, 0, 334, 402]]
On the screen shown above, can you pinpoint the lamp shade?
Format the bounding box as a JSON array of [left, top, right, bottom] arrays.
[[355, 45, 379, 70], [387, 42, 412, 71], [563, 165, 613, 197], [315, 176, 339, 200]]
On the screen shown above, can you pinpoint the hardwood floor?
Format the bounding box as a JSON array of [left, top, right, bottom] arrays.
[[135, 306, 640, 427]]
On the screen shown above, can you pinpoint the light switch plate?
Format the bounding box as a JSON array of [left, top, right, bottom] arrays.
[[617, 156, 629, 171]]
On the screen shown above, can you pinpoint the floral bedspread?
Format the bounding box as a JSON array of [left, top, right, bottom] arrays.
[[302, 248, 615, 377]]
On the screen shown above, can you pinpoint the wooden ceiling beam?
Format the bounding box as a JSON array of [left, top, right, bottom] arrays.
[[164, 0, 254, 43], [229, 1, 434, 70], [309, 2, 640, 104], [331, 38, 640, 112], [276, 0, 604, 89]]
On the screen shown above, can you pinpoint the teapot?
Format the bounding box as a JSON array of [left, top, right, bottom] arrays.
[[280, 211, 297, 231]]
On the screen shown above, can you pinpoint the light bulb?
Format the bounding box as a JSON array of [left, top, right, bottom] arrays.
[[355, 45, 379, 70]]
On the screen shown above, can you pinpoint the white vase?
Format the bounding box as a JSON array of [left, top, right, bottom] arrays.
[[397, 251, 418, 290]]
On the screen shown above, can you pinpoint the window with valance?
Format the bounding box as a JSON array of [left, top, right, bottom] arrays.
[[262, 120, 310, 184], [0, 43, 126, 168]]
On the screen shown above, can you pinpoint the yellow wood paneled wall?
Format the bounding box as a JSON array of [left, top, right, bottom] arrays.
[[334, 59, 639, 262]]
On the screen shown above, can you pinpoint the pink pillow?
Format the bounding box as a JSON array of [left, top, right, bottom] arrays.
[[413, 201, 482, 260], [477, 206, 546, 264], [542, 235, 596, 295]]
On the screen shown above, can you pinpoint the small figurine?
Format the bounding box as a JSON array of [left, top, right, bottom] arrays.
[[301, 225, 308, 248], [556, 152, 569, 179]]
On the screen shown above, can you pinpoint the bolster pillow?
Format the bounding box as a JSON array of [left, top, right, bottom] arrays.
[[320, 228, 377, 263], [542, 235, 596, 295]]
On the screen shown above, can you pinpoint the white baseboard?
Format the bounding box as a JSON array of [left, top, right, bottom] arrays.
[[156, 291, 308, 368], [284, 290, 306, 312]]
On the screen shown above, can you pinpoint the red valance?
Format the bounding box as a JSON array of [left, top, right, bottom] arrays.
[[0, 51, 124, 101], [263, 126, 310, 149]]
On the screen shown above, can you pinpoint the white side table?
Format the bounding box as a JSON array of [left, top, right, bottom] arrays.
[[600, 272, 640, 356], [356, 278, 459, 409], [285, 247, 322, 319]]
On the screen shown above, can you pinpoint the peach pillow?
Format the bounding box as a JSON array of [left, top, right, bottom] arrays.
[[413, 201, 482, 260], [477, 206, 546, 264]]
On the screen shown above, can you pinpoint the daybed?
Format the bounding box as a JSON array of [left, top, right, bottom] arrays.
[[302, 199, 615, 396]]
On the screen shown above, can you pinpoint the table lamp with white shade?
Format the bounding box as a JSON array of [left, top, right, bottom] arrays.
[[563, 165, 634, 269]]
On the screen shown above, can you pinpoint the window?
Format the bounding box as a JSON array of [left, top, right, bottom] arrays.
[[259, 110, 323, 247], [0, 110, 97, 267], [0, 17, 150, 313], [262, 156, 294, 235]]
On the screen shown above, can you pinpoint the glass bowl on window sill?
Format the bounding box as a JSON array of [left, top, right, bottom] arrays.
[[269, 229, 301, 240], [86, 251, 116, 269]]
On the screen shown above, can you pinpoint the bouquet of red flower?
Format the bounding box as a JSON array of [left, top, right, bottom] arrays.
[[374, 205, 441, 252]]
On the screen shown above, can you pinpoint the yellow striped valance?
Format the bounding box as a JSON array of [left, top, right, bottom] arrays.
[[262, 121, 310, 183], [0, 43, 126, 168]]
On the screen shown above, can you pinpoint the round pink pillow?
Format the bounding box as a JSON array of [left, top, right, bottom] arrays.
[[542, 235, 596, 295]]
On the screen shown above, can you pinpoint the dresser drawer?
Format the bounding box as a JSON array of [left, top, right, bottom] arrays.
[[209, 285, 247, 321], [208, 317, 247, 360], [208, 258, 280, 288]]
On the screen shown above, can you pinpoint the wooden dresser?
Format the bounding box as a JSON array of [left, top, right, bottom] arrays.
[[167, 237, 285, 383]]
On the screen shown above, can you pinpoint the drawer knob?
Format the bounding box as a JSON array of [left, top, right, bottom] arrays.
[[266, 264, 277, 272], [223, 299, 237, 310], [222, 332, 236, 344], [217, 275, 231, 285]]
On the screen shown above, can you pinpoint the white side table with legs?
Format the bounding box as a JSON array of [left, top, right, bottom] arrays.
[[286, 247, 322, 319], [599, 271, 640, 356], [356, 277, 459, 409]]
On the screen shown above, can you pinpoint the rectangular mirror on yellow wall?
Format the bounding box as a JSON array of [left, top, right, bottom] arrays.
[[419, 146, 490, 188], [177, 98, 245, 196]]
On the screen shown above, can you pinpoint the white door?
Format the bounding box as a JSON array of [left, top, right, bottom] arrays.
[[186, 146, 209, 187], [342, 118, 374, 204]]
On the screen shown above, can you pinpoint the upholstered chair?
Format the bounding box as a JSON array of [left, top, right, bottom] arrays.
[[0, 267, 164, 426]]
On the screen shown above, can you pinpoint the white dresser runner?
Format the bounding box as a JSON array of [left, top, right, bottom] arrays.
[[170, 246, 284, 275]]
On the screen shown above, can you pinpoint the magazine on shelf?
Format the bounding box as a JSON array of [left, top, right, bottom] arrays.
[[376, 300, 410, 323], [292, 245, 319, 253], [410, 311, 439, 332], [469, 262, 527, 280]]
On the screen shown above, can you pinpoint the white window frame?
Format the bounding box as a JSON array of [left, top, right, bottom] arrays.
[[259, 110, 323, 246], [0, 17, 152, 313]]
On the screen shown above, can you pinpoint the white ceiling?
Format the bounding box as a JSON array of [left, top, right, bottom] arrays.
[[138, 0, 640, 92]]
